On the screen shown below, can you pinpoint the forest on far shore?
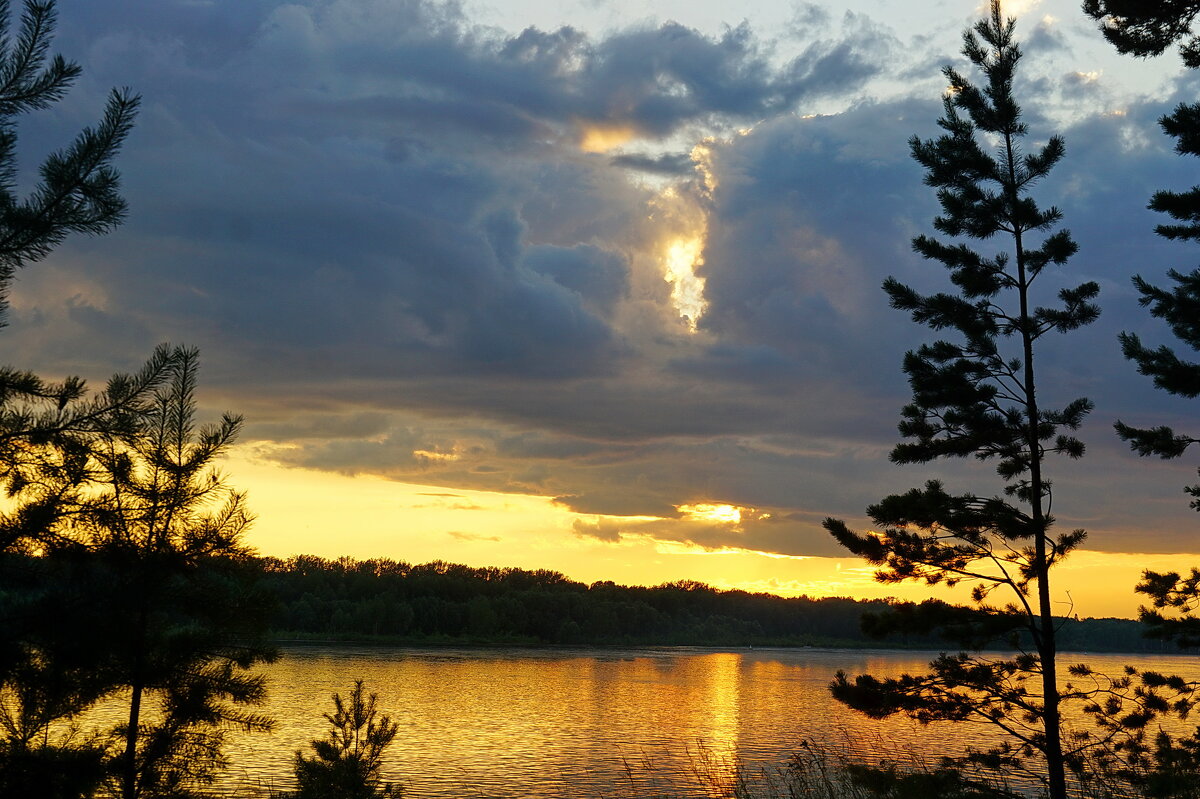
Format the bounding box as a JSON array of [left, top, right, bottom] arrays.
[[257, 555, 1181, 653]]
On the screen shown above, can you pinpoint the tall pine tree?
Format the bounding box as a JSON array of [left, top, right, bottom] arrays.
[[823, 5, 1098, 798]]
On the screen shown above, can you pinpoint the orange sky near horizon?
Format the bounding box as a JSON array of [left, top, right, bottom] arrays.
[[225, 449, 1197, 621]]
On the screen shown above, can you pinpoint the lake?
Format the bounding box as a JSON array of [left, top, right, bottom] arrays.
[[115, 645, 1200, 797]]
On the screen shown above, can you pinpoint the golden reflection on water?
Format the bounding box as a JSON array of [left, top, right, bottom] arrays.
[[234, 647, 956, 796], [72, 647, 1200, 798], [704, 654, 741, 761]]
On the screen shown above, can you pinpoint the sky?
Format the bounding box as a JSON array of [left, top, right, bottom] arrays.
[[10, 0, 1200, 617]]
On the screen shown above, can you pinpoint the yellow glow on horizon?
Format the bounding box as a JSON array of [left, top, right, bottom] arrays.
[[215, 450, 1200, 619], [662, 234, 708, 331], [650, 539, 812, 562], [678, 502, 742, 524], [578, 123, 637, 153]]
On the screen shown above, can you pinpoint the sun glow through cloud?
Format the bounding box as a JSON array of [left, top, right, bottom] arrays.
[[989, 0, 1040, 16], [677, 503, 744, 524], [662, 235, 708, 331], [578, 123, 638, 153], [413, 449, 459, 463]]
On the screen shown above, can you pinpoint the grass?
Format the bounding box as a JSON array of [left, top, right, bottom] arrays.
[[575, 735, 1171, 799], [223, 730, 1185, 799]]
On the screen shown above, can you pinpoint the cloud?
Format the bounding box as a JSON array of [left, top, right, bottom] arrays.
[[448, 531, 501, 542], [18, 0, 888, 396], [572, 518, 625, 542], [610, 152, 694, 175]]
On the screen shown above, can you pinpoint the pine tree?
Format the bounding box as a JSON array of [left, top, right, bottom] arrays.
[[1086, 0, 1200, 652], [67, 348, 277, 799], [822, 5, 1099, 798], [0, 4, 275, 797], [1083, 1, 1200, 67], [0, 2, 196, 794], [1088, 65, 1200, 653], [282, 681, 402, 799], [0, 0, 159, 552], [0, 0, 138, 328]]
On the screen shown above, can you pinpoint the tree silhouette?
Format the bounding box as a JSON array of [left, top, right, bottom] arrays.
[[0, 4, 273, 796], [281, 680, 402, 799], [67, 348, 276, 799], [0, 0, 163, 553], [0, 0, 144, 445], [0, 0, 138, 328], [0, 2, 198, 794], [823, 4, 1099, 798], [1083, 1, 1200, 67], [1094, 70, 1200, 653], [1, 350, 276, 799]]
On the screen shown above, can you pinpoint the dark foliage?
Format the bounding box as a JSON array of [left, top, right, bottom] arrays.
[[822, 5, 1101, 798], [1109, 103, 1200, 648], [78, 351, 276, 799], [254, 555, 1164, 652], [0, 353, 278, 799], [0, 742, 106, 799], [0, 0, 138, 327], [1080, 2, 1200, 793], [278, 680, 401, 799], [262, 555, 875, 647], [0, 17, 276, 786], [1083, 0, 1200, 67], [843, 760, 1025, 799]]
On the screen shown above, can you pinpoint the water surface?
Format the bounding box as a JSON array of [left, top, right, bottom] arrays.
[[103, 646, 1200, 797]]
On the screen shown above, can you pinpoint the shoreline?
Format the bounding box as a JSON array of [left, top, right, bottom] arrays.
[[266, 636, 1200, 657]]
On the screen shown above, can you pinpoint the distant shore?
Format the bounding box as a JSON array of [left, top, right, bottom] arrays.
[[265, 634, 1198, 657]]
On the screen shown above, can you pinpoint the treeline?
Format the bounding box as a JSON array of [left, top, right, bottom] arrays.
[[259, 555, 1175, 653]]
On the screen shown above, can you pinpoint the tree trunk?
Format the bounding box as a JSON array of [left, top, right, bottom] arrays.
[[121, 598, 149, 799], [1009, 127, 1067, 799], [121, 679, 143, 799]]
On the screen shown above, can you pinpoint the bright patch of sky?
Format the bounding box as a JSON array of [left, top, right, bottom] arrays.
[[469, 0, 1184, 115]]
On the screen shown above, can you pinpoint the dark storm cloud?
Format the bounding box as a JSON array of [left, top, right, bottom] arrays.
[[522, 244, 630, 316], [15, 0, 887, 391], [685, 99, 939, 412], [125, 0, 889, 145], [572, 518, 625, 543]]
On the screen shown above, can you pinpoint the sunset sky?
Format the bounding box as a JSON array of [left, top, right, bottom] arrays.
[[12, 0, 1200, 617]]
